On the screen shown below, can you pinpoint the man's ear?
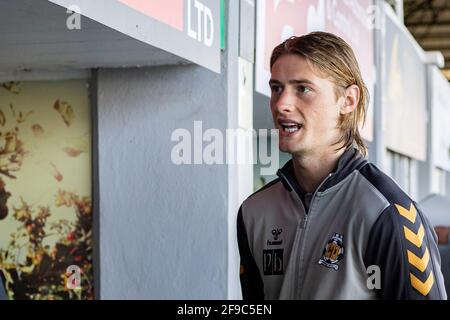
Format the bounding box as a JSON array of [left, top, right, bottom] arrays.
[[340, 84, 360, 115]]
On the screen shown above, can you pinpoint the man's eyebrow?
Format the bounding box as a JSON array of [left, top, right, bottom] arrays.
[[268, 79, 316, 86]]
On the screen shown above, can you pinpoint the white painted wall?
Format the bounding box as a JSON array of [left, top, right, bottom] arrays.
[[93, 0, 243, 300], [96, 64, 230, 299]]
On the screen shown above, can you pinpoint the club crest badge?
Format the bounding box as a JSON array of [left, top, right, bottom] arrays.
[[318, 233, 344, 271]]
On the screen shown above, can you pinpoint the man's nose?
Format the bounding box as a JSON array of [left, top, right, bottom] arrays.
[[275, 90, 295, 113]]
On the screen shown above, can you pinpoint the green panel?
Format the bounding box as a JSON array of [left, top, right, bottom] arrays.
[[220, 0, 225, 50]]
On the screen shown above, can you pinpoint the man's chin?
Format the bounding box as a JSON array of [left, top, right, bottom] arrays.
[[279, 142, 300, 155]]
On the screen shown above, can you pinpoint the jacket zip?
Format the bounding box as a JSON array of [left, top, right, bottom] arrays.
[[278, 171, 333, 298], [299, 174, 334, 298], [277, 170, 307, 224], [277, 170, 332, 227]]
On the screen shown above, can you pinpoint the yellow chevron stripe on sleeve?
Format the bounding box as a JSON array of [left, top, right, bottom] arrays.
[[403, 224, 425, 248], [407, 247, 430, 272], [395, 203, 417, 224], [410, 271, 434, 296]]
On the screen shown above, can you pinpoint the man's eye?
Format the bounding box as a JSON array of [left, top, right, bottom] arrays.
[[297, 86, 311, 94], [270, 85, 282, 94]]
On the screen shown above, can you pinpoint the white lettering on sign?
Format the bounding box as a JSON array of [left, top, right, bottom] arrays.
[[187, 0, 214, 47]]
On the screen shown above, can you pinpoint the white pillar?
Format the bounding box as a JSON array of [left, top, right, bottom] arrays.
[[394, 0, 404, 24]]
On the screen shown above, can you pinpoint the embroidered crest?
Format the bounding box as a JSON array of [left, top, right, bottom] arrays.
[[318, 233, 344, 271]]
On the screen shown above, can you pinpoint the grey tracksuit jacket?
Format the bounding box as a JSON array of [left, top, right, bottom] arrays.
[[237, 147, 447, 300]]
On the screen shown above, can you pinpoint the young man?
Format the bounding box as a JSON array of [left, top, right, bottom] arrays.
[[237, 32, 447, 300]]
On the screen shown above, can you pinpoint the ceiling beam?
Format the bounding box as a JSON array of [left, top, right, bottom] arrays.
[[420, 42, 450, 50], [407, 19, 450, 26], [404, 0, 432, 20], [413, 33, 450, 40], [405, 9, 450, 22], [408, 24, 450, 31], [406, 6, 450, 13]]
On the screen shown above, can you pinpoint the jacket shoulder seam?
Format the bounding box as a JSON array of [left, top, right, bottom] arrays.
[[245, 178, 281, 201]]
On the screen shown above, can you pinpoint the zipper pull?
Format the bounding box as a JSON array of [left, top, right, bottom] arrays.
[[302, 215, 308, 228]]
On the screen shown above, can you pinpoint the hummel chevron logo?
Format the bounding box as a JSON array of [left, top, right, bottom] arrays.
[[410, 272, 434, 296], [403, 224, 425, 248], [395, 203, 417, 224], [407, 247, 430, 273], [395, 203, 434, 296]]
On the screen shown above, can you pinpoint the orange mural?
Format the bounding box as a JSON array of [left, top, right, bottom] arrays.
[[0, 80, 93, 300]]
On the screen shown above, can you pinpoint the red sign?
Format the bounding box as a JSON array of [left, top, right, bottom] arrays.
[[260, 0, 373, 82], [263, 1, 310, 73], [118, 0, 184, 31]]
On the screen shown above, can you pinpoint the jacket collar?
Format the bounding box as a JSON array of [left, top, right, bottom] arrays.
[[277, 147, 367, 196]]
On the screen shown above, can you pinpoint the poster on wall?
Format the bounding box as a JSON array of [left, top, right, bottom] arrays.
[[0, 80, 93, 299], [255, 0, 375, 141]]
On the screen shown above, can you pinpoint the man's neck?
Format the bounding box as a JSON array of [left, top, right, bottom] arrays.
[[292, 148, 346, 194]]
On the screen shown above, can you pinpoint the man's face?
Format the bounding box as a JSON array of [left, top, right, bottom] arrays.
[[269, 54, 344, 156]]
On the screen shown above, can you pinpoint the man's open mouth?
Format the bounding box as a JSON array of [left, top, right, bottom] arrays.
[[279, 122, 303, 134]]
